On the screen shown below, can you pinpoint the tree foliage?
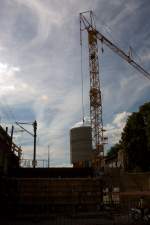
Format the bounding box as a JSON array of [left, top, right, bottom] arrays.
[[107, 143, 121, 158], [107, 102, 150, 171], [139, 102, 150, 152], [121, 102, 150, 171]]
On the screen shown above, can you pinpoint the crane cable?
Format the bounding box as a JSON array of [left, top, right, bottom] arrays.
[[80, 18, 85, 124]]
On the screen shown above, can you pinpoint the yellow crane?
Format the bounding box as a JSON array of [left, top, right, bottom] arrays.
[[80, 11, 150, 159]]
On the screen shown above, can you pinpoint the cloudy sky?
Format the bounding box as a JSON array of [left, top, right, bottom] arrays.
[[0, 0, 149, 166]]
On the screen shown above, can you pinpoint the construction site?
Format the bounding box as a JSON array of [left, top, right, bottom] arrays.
[[0, 9, 150, 225]]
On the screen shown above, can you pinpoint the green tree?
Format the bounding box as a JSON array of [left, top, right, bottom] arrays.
[[107, 143, 121, 158], [139, 102, 150, 152], [121, 102, 150, 171]]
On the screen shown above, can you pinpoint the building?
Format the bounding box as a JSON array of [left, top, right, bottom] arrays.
[[104, 149, 125, 169], [0, 126, 21, 174]]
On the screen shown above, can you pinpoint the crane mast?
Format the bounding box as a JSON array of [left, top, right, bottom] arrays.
[[80, 12, 104, 155], [80, 11, 150, 158], [88, 29, 104, 154]]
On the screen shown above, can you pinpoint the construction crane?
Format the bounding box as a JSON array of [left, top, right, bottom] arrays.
[[80, 11, 150, 157]]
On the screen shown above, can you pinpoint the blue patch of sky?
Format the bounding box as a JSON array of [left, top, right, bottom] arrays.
[[13, 105, 35, 122], [127, 88, 150, 113], [13, 5, 37, 46]]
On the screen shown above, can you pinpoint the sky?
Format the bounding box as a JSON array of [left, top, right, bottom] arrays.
[[0, 0, 149, 166]]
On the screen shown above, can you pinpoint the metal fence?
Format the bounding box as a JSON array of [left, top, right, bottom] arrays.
[[20, 159, 49, 168]]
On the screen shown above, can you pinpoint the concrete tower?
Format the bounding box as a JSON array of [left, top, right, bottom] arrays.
[[70, 123, 92, 165]]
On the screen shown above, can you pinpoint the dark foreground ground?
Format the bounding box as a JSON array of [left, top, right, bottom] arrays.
[[1, 168, 150, 225], [0, 211, 148, 225]]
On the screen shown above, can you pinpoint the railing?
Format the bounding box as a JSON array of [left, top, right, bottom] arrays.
[[20, 159, 50, 168], [12, 143, 22, 157]]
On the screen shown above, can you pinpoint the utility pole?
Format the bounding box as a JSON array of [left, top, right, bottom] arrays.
[[6, 127, 8, 134], [33, 120, 37, 168], [10, 125, 14, 152], [48, 145, 50, 168], [15, 121, 37, 168]]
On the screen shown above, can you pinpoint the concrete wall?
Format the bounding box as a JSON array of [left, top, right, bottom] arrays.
[[2, 177, 103, 218]]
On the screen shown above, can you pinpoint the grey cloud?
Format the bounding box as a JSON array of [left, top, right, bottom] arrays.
[[0, 0, 149, 164]]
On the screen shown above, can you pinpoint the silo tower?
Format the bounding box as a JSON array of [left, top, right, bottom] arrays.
[[70, 121, 92, 166]]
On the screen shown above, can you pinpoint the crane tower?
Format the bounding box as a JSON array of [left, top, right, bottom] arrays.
[[80, 11, 150, 159], [80, 12, 104, 155]]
